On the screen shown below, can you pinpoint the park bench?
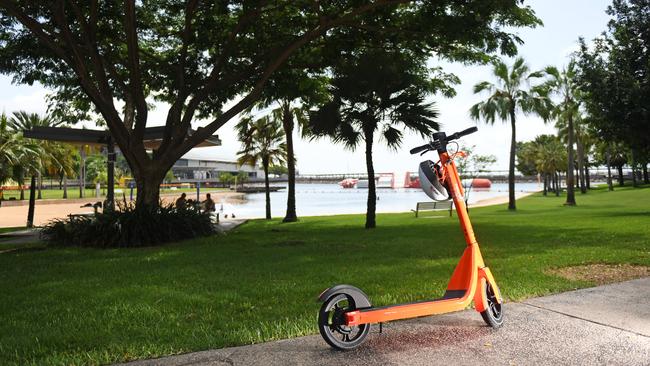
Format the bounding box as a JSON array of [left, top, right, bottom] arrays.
[[412, 200, 454, 218]]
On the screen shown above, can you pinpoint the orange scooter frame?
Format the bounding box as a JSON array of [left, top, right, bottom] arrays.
[[317, 127, 504, 350]]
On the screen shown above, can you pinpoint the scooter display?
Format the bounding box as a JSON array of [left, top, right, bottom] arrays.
[[317, 127, 503, 350]]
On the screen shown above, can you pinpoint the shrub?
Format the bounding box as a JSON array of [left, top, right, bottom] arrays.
[[41, 202, 217, 248]]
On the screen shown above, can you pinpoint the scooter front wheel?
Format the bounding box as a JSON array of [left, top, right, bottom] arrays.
[[318, 293, 370, 350], [480, 282, 504, 328]]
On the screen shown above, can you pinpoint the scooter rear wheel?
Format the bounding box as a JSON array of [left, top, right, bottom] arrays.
[[318, 293, 370, 350], [480, 282, 504, 328]]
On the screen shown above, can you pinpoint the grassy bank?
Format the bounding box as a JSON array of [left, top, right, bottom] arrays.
[[1, 186, 648, 365]]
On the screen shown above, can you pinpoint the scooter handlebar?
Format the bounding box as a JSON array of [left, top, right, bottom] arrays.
[[409, 144, 431, 155], [447, 127, 478, 141]]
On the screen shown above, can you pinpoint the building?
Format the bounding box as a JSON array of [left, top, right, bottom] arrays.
[[172, 155, 263, 180]]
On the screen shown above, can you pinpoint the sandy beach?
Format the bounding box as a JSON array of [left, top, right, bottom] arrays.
[[0, 190, 244, 228]]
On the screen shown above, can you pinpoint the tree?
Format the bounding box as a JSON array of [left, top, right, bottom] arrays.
[[310, 49, 441, 229], [536, 61, 582, 205], [0, 114, 35, 185], [470, 57, 549, 210], [456, 144, 497, 176], [268, 165, 288, 176], [576, 1, 650, 185], [236, 116, 286, 220], [555, 111, 591, 193], [8, 111, 66, 199], [0, 1, 541, 208]]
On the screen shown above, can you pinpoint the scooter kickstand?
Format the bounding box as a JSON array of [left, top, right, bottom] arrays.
[[379, 322, 383, 334]]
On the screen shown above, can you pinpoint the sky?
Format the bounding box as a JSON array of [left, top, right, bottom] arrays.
[[0, 0, 612, 176]]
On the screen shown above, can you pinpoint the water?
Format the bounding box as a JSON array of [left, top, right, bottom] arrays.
[[216, 183, 541, 219]]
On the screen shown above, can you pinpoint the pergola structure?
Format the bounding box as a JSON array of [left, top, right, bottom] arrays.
[[23, 126, 221, 210]]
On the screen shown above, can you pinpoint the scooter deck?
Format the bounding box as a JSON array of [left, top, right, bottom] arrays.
[[346, 289, 469, 325]]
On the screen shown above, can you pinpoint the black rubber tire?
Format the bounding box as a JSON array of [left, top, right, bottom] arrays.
[[480, 282, 504, 328], [318, 293, 370, 350]]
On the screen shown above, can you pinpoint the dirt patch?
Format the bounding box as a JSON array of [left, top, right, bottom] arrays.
[[548, 263, 650, 285]]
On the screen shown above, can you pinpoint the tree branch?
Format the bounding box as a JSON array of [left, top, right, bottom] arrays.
[[124, 0, 148, 141], [173, 0, 410, 159]]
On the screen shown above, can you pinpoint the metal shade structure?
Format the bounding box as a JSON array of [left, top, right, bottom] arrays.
[[23, 126, 222, 149], [23, 126, 221, 210]]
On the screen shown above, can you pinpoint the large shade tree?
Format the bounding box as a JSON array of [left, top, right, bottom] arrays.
[[470, 57, 549, 210], [0, 1, 540, 208], [310, 49, 443, 229], [576, 0, 650, 186]]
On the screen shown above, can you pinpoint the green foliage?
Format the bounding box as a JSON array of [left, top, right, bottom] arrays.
[[218, 172, 235, 185], [309, 49, 442, 149], [236, 116, 286, 170], [269, 165, 288, 176], [42, 203, 217, 248], [85, 154, 107, 185], [516, 135, 567, 176], [470, 57, 550, 124], [455, 144, 497, 175], [576, 0, 650, 153], [164, 169, 175, 183]]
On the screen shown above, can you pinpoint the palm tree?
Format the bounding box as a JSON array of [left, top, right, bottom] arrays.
[[48, 144, 77, 198], [8, 111, 66, 199], [236, 115, 286, 220], [310, 50, 439, 229], [556, 111, 594, 193], [271, 101, 311, 223], [536, 60, 582, 205], [533, 135, 567, 196], [470, 57, 549, 210], [0, 113, 41, 199]]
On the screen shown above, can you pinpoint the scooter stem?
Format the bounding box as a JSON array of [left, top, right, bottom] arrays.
[[440, 152, 478, 247]]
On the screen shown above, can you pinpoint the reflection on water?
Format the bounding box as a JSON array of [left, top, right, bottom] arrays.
[[216, 183, 541, 219]]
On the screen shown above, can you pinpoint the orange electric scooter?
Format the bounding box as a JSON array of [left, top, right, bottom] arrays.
[[317, 127, 503, 350]]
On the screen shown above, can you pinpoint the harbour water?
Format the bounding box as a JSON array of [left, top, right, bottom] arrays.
[[216, 182, 542, 219]]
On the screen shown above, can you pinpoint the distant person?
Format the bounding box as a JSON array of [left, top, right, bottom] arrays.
[[175, 193, 187, 209], [203, 193, 216, 212]]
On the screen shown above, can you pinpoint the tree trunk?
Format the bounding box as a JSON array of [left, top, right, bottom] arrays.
[[643, 164, 649, 184], [617, 165, 624, 186], [133, 169, 163, 208], [565, 114, 576, 205], [281, 105, 298, 223], [263, 158, 271, 220], [606, 146, 614, 191], [555, 172, 560, 196], [26, 175, 36, 228], [584, 156, 591, 189], [577, 141, 586, 193], [543, 173, 548, 196], [79, 147, 85, 198], [575, 166, 580, 189], [19, 170, 25, 200], [364, 129, 376, 229], [37, 171, 42, 199], [507, 109, 517, 210], [63, 175, 68, 199], [631, 150, 638, 187]]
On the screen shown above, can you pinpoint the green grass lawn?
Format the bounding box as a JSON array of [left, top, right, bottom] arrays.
[[1, 186, 649, 365]]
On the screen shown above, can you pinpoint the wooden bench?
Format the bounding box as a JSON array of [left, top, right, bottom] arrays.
[[412, 201, 454, 218]]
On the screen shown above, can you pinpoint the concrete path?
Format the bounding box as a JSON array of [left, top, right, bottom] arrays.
[[121, 277, 650, 366], [0, 228, 40, 245]]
